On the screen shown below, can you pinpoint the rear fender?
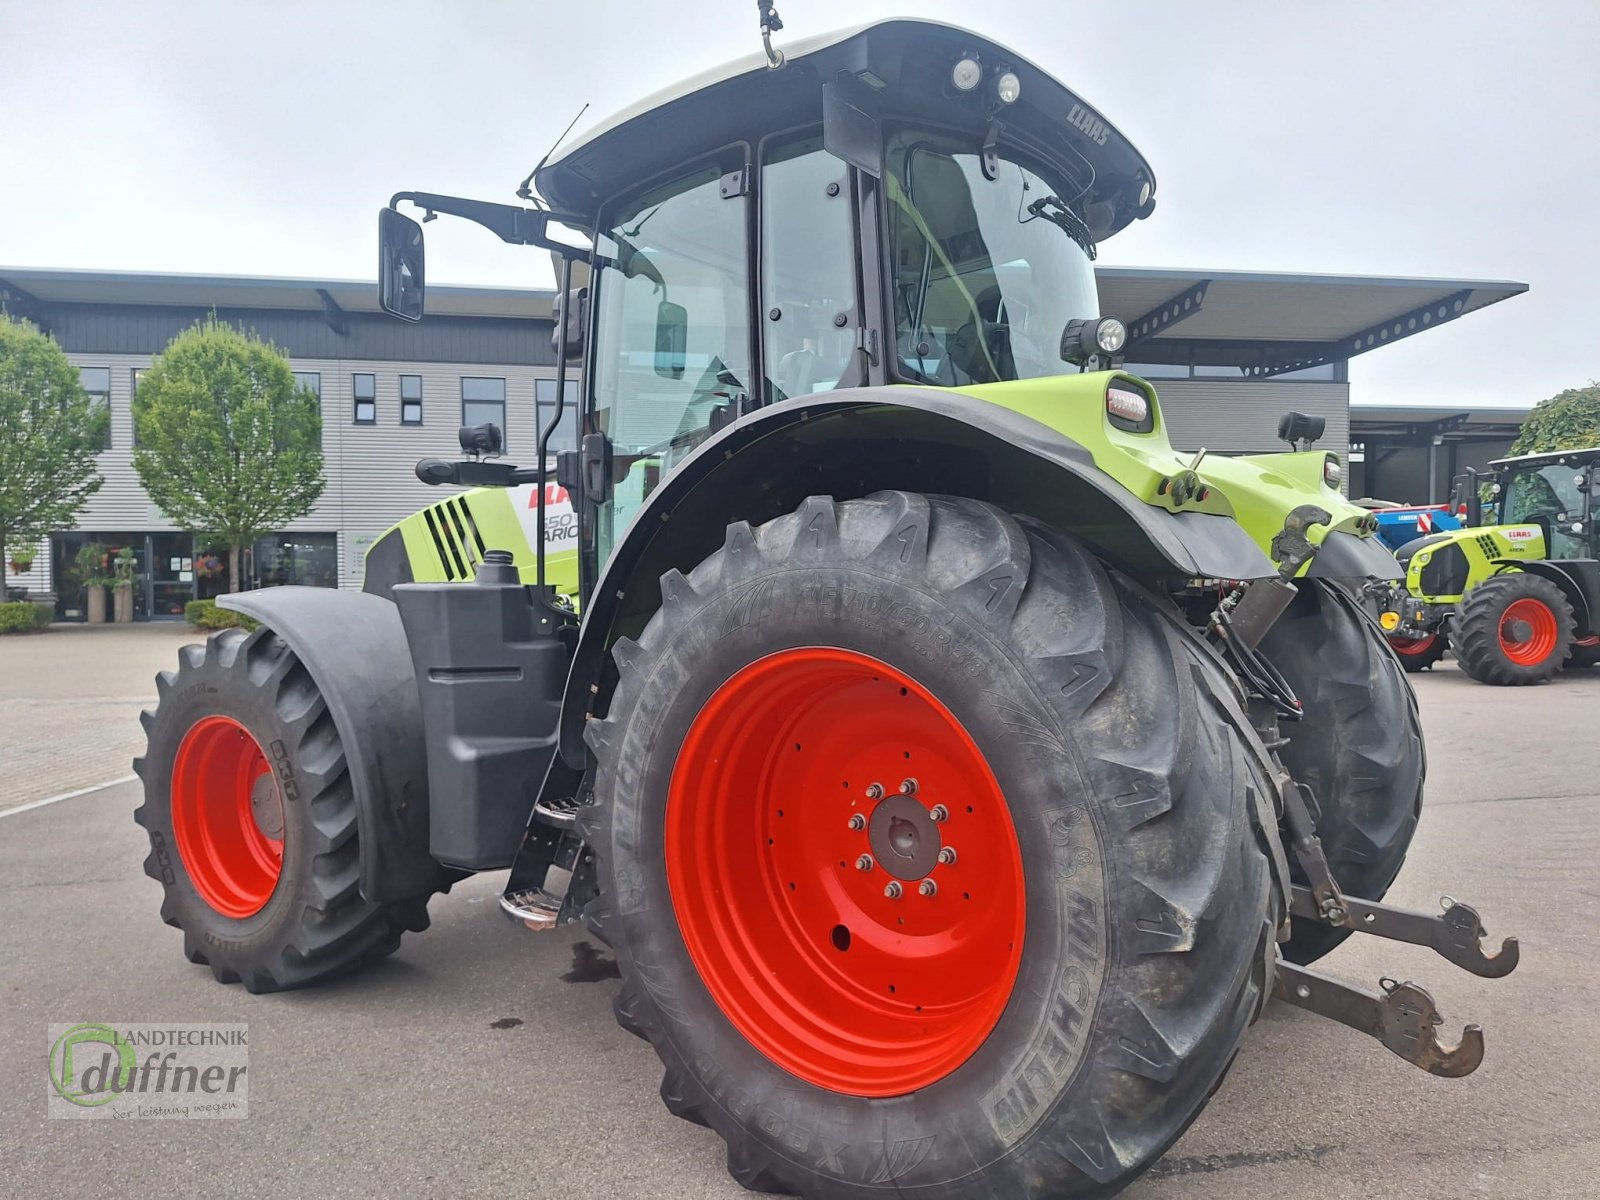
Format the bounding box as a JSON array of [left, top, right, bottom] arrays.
[[553, 385, 1276, 768], [218, 587, 443, 901]]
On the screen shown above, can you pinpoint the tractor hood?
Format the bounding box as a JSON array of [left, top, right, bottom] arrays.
[[535, 19, 1156, 239]]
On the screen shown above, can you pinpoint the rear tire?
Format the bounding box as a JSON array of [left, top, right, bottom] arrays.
[[1260, 581, 1425, 964], [1388, 632, 1446, 672], [1451, 573, 1573, 685], [134, 627, 433, 992], [581, 493, 1280, 1199]]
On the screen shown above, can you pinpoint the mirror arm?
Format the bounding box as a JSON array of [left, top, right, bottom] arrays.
[[388, 191, 588, 257]]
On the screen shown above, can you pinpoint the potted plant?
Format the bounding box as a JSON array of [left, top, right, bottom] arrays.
[[74, 542, 112, 624], [113, 547, 138, 623], [7, 545, 35, 576]]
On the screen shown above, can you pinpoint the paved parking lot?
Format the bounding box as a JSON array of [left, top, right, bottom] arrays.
[[2, 628, 1597, 1198]]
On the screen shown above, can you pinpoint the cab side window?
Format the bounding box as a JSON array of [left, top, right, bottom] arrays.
[[761, 136, 857, 401]]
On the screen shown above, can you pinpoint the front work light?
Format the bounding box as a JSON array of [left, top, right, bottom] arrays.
[[1061, 316, 1127, 364], [952, 57, 983, 92], [1324, 454, 1343, 489], [995, 70, 1021, 104]]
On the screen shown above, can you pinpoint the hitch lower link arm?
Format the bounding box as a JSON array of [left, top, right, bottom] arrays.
[[1273, 961, 1485, 1078]]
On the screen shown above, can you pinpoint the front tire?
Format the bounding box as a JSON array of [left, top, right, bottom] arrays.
[[1260, 581, 1425, 963], [581, 493, 1280, 1199], [1388, 632, 1446, 672], [134, 627, 432, 992], [1451, 573, 1573, 685]]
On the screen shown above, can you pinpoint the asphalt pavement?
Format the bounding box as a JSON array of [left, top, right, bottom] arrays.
[[1, 657, 1597, 1198]]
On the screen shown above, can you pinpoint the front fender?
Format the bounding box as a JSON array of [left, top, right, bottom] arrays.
[[555, 386, 1276, 767], [218, 586, 442, 901]]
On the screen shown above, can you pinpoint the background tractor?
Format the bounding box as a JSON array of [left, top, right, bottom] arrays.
[[1379, 446, 1600, 682], [133, 12, 1517, 1198]]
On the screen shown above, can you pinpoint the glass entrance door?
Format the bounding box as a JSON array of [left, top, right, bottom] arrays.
[[148, 532, 196, 619]]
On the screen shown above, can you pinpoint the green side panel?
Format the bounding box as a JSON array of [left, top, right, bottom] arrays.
[[948, 373, 1378, 572], [365, 487, 581, 602], [1403, 524, 1546, 603]]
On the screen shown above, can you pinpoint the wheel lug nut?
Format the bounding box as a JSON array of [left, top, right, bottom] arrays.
[[847, 813, 866, 831], [929, 804, 949, 823], [884, 881, 903, 899], [855, 854, 874, 872], [919, 878, 938, 897], [937, 847, 957, 866], [899, 778, 918, 795], [865, 783, 885, 800]]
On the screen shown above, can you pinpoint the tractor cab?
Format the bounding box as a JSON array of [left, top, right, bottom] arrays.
[[1487, 447, 1600, 559], [377, 18, 1156, 592]]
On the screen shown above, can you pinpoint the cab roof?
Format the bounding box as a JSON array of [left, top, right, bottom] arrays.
[[1491, 446, 1600, 469], [535, 19, 1155, 238]]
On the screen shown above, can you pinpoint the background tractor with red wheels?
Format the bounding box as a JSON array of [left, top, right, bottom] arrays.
[[1377, 446, 1600, 683], [133, 12, 1519, 1198]]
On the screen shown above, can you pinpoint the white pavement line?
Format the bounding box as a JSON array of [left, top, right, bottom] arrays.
[[0, 774, 138, 819]]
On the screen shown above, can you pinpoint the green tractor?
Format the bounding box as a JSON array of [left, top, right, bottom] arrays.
[[1379, 446, 1600, 683], [133, 13, 1519, 1197]]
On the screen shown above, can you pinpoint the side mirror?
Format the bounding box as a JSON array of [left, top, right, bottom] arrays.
[[655, 300, 688, 379], [378, 207, 426, 322], [552, 285, 588, 362]]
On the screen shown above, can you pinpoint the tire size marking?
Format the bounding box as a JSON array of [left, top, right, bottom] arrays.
[[268, 739, 301, 803]]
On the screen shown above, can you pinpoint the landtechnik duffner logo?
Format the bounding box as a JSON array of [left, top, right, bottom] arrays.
[[47, 1023, 249, 1119]]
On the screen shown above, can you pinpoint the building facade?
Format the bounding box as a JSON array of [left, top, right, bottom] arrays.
[[0, 271, 566, 617], [0, 265, 1524, 618]]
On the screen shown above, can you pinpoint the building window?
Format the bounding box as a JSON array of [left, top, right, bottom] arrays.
[[130, 368, 143, 446], [353, 373, 376, 424], [294, 371, 322, 399], [249, 533, 338, 589], [400, 375, 423, 425], [81, 366, 111, 449], [534, 379, 579, 454], [461, 377, 506, 446]]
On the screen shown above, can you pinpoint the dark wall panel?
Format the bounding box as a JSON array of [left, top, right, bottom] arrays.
[[43, 303, 555, 366]]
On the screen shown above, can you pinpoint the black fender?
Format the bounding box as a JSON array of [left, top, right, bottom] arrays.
[[218, 586, 443, 901], [1493, 558, 1599, 638], [1307, 530, 1403, 580], [555, 385, 1275, 768]]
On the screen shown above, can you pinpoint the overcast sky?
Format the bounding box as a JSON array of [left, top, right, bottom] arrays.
[[2, 0, 1595, 408]]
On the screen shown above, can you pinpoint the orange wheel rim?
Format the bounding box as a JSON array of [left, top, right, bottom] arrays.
[[1389, 634, 1438, 657], [1498, 598, 1559, 666], [665, 648, 1025, 1097], [171, 716, 283, 917]]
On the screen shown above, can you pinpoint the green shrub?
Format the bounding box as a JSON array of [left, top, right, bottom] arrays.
[[0, 601, 53, 633], [184, 599, 260, 632]]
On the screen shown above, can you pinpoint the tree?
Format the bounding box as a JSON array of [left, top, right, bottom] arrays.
[[0, 313, 108, 597], [1510, 383, 1600, 455], [131, 317, 325, 592]]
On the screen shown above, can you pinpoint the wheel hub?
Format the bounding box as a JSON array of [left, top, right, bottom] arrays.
[[868, 791, 941, 880], [250, 773, 284, 841], [1503, 618, 1533, 644]]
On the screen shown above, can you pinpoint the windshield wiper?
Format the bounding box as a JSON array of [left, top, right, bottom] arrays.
[[1027, 195, 1098, 260]]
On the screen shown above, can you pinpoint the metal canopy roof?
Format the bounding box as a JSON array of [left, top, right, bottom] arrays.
[[1095, 267, 1526, 376], [1348, 403, 1530, 445], [2, 266, 1525, 370]]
